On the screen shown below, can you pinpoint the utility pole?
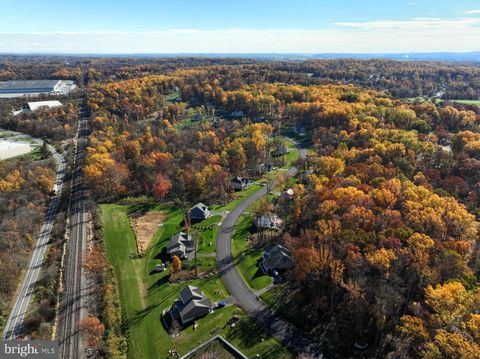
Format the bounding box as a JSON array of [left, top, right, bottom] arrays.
[[190, 228, 200, 278]]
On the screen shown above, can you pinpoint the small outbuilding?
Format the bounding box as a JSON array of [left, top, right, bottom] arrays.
[[155, 263, 166, 272]]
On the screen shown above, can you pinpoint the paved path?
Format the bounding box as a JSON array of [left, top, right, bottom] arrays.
[[216, 143, 327, 357], [2, 132, 66, 340]]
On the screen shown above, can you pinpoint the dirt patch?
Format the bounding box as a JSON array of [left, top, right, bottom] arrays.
[[130, 211, 165, 255]]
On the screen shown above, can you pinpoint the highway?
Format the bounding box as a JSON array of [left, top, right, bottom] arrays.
[[2, 133, 66, 340], [216, 143, 328, 358], [58, 101, 89, 359]]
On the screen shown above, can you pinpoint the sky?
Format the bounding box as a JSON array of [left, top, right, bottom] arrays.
[[0, 0, 479, 54]]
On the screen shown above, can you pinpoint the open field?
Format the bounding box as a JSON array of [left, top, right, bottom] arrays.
[[440, 99, 480, 105], [0, 130, 42, 161], [100, 202, 290, 358], [231, 214, 273, 290], [0, 139, 32, 160]]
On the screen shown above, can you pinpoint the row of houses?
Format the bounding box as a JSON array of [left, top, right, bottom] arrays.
[[164, 244, 294, 328]]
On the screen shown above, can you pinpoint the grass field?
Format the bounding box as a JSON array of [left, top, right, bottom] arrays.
[[100, 202, 290, 358], [231, 214, 273, 290], [440, 99, 480, 105], [192, 214, 222, 254], [212, 183, 263, 212]]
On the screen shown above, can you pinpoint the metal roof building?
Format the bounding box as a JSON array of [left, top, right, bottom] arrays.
[[0, 80, 61, 94], [28, 100, 63, 111]]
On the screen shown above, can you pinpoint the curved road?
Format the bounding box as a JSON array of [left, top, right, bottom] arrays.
[[2, 132, 66, 340], [216, 143, 327, 357]]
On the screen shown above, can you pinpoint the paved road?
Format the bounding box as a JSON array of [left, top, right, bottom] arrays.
[[2, 133, 66, 340], [216, 144, 328, 357], [58, 101, 89, 359]]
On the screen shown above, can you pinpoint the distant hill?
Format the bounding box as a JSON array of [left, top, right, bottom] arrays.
[[1, 52, 479, 62], [113, 52, 480, 62]]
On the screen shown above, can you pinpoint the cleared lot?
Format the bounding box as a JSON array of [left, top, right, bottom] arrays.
[[0, 139, 32, 160]]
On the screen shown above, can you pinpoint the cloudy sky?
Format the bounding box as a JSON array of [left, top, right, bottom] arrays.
[[1, 0, 479, 53]]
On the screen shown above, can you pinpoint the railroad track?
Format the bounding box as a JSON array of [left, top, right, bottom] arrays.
[[58, 101, 89, 359]]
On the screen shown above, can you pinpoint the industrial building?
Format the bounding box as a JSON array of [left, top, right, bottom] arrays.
[[28, 100, 63, 111], [0, 80, 76, 98]]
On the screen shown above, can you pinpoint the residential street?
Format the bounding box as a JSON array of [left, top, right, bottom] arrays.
[[215, 144, 327, 357]]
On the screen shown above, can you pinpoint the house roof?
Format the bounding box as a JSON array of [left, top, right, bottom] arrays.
[[176, 285, 213, 324], [231, 176, 248, 183], [179, 285, 204, 304], [191, 202, 208, 212], [171, 231, 191, 243], [178, 298, 213, 324], [255, 213, 283, 229], [167, 231, 192, 253], [263, 245, 294, 271], [0, 80, 60, 91], [282, 188, 294, 197], [28, 100, 62, 111]]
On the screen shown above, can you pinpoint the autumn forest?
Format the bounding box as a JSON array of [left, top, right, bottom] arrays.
[[1, 56, 479, 358]]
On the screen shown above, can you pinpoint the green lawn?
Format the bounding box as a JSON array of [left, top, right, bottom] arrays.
[[212, 182, 262, 212], [100, 202, 289, 358], [231, 214, 273, 291], [284, 141, 300, 166], [165, 91, 181, 102], [260, 285, 284, 312], [439, 99, 480, 106], [1, 145, 42, 162], [192, 214, 221, 254]]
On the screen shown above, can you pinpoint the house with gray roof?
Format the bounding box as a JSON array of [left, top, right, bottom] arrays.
[[231, 176, 250, 191], [169, 285, 213, 326], [166, 231, 194, 259], [190, 202, 211, 220], [260, 244, 294, 274], [254, 213, 284, 230]]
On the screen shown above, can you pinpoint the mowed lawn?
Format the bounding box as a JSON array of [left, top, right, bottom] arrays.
[[232, 214, 273, 290], [100, 203, 290, 358], [440, 99, 480, 106]]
